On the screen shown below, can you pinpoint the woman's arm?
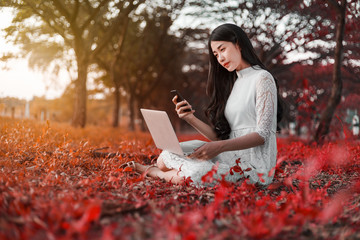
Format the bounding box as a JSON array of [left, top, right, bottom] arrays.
[[218, 132, 264, 151], [183, 114, 218, 141], [188, 132, 264, 159], [173, 96, 218, 141], [190, 72, 277, 160]]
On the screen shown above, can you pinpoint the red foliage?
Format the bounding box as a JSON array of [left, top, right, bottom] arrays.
[[1, 118, 360, 239]]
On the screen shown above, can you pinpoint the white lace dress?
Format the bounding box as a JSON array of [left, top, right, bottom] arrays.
[[160, 66, 278, 186]]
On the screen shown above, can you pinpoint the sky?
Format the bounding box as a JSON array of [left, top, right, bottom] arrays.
[[0, 8, 68, 101]]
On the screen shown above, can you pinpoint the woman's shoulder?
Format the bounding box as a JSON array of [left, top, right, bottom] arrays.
[[252, 68, 276, 88], [252, 66, 274, 79]]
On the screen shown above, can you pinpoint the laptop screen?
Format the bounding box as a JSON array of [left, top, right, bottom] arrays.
[[140, 109, 184, 156]]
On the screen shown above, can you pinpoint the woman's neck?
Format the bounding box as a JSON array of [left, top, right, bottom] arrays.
[[236, 62, 251, 71]]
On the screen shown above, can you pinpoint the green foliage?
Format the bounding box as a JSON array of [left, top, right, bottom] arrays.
[[1, 0, 148, 127], [93, 2, 188, 128]]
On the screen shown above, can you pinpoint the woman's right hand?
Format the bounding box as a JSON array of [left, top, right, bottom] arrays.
[[172, 95, 195, 120]]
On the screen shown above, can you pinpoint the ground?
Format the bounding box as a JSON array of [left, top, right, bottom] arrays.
[[0, 118, 360, 239]]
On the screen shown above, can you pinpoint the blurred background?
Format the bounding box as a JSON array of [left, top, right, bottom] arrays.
[[0, 0, 359, 141]]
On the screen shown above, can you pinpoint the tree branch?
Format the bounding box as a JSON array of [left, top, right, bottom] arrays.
[[80, 0, 112, 32], [91, 0, 145, 58], [52, 0, 72, 22], [22, 0, 71, 45], [70, 0, 80, 24], [326, 0, 341, 12]]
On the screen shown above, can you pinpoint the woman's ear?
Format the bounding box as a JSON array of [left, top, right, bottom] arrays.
[[234, 43, 241, 52]]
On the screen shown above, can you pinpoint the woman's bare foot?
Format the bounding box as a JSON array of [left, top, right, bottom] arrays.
[[121, 161, 185, 184]]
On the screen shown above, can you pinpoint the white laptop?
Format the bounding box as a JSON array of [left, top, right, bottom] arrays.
[[140, 109, 185, 156]]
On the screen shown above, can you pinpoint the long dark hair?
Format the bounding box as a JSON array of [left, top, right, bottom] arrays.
[[206, 23, 284, 140]]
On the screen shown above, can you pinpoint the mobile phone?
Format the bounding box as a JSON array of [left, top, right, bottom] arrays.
[[170, 89, 191, 112]]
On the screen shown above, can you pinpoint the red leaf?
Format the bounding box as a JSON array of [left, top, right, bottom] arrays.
[[258, 173, 265, 183], [86, 204, 101, 222], [123, 166, 134, 172], [303, 78, 309, 89], [184, 232, 197, 240], [255, 199, 266, 207], [232, 166, 242, 173], [73, 203, 102, 233], [101, 225, 115, 240], [201, 163, 218, 183], [318, 192, 350, 223]]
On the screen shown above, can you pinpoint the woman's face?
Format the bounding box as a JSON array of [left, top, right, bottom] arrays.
[[210, 41, 245, 72]]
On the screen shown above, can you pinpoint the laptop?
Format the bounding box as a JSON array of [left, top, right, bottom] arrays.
[[140, 109, 185, 156]]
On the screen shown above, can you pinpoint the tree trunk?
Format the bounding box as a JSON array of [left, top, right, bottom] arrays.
[[112, 84, 121, 128], [72, 59, 88, 128], [128, 93, 135, 131], [314, 0, 346, 142], [137, 100, 146, 131], [110, 17, 129, 128]]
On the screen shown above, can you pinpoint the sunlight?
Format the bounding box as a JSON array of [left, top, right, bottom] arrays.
[[0, 8, 66, 100]]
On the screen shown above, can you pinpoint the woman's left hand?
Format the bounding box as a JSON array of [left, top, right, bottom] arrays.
[[188, 141, 223, 160]]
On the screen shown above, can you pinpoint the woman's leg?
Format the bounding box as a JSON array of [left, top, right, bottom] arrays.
[[134, 162, 184, 184]]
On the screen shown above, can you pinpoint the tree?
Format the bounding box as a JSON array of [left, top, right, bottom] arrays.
[[95, 1, 187, 130], [314, 0, 346, 142], [183, 0, 360, 140], [184, 0, 326, 77], [2, 0, 144, 127], [93, 15, 130, 128], [274, 0, 359, 141], [122, 7, 186, 130], [93, 0, 186, 129]]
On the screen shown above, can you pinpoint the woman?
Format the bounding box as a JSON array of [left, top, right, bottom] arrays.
[[124, 23, 283, 186]]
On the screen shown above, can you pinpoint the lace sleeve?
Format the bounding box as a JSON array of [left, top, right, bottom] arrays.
[[255, 72, 277, 142]]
